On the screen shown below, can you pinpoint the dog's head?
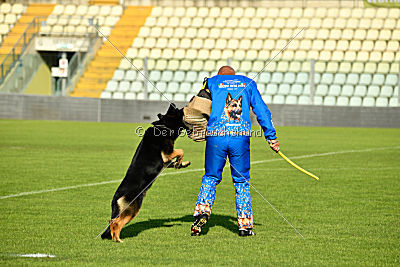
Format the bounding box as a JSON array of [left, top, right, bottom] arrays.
[[152, 103, 187, 138], [225, 93, 242, 121]]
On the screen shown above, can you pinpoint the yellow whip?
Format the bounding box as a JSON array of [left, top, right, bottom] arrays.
[[277, 151, 320, 181]]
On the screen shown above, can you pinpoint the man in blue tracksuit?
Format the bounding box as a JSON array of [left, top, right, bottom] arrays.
[[191, 66, 280, 237]]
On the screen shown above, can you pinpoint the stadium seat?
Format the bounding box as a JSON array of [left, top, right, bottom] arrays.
[[354, 85, 367, 97], [385, 74, 398, 86], [349, 96, 362, 106], [278, 84, 290, 95], [341, 85, 354, 97], [272, 95, 285, 104], [174, 93, 185, 102], [389, 98, 398, 107], [320, 73, 333, 85], [359, 74, 372, 85], [372, 74, 385, 86], [328, 85, 341, 96], [315, 85, 328, 96], [100, 91, 112, 99], [106, 81, 118, 92], [113, 92, 124, 99], [285, 95, 297, 105], [298, 95, 310, 105], [362, 97, 375, 107], [323, 96, 336, 106], [265, 84, 278, 95], [375, 97, 388, 107], [119, 81, 130, 92], [367, 86, 380, 97], [337, 96, 349, 106]]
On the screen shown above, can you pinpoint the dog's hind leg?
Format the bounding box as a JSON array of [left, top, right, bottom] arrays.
[[109, 196, 143, 243]]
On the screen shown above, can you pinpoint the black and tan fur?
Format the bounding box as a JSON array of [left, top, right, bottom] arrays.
[[101, 104, 190, 242]]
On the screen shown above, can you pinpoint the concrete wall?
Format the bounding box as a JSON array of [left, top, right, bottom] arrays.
[[0, 93, 399, 128]]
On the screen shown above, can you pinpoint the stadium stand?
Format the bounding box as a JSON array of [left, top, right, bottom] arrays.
[[71, 6, 151, 98], [92, 6, 398, 107], [0, 3, 54, 55]]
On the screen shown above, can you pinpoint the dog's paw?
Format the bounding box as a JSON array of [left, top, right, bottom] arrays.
[[180, 161, 191, 168]]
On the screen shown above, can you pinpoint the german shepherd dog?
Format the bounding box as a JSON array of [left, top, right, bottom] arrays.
[[101, 104, 191, 242], [224, 93, 242, 121]]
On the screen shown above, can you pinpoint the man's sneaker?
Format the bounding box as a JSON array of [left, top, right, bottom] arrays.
[[191, 214, 209, 236], [238, 228, 256, 237]]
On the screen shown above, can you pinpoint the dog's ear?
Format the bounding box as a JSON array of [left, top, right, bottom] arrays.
[[157, 113, 163, 119], [166, 103, 177, 115], [226, 93, 232, 104], [237, 95, 243, 106]]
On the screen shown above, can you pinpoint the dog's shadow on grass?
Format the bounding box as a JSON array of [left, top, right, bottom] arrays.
[[121, 214, 253, 238]]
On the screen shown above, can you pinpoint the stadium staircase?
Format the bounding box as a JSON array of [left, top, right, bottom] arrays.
[[71, 6, 152, 98], [0, 3, 54, 55]]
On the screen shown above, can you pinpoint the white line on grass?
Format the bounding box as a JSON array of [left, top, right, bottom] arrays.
[[7, 253, 56, 258], [1, 146, 399, 200]]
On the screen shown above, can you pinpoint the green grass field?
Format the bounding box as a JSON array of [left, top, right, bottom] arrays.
[[0, 119, 399, 265]]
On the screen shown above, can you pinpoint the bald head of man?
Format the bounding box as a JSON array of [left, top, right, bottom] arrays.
[[217, 66, 235, 75]]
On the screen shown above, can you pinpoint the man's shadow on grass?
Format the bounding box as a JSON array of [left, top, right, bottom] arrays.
[[121, 214, 261, 239]]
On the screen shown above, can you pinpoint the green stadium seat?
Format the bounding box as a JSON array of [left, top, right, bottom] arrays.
[[323, 96, 336, 106], [272, 95, 285, 104], [131, 81, 144, 93], [173, 71, 185, 82], [354, 85, 367, 97], [375, 97, 388, 107], [385, 74, 398, 86], [149, 93, 161, 101], [333, 73, 346, 85], [298, 95, 310, 105], [174, 93, 185, 102], [265, 84, 278, 95], [290, 84, 303, 96], [100, 91, 112, 99], [296, 72, 308, 84], [113, 92, 124, 100], [161, 71, 173, 82], [278, 84, 290, 95], [124, 70, 137, 82], [367, 85, 380, 97], [106, 80, 118, 92], [341, 85, 354, 97], [271, 72, 283, 84], [166, 82, 178, 93], [125, 92, 136, 100], [359, 74, 372, 85], [259, 73, 271, 84], [389, 98, 398, 107], [180, 82, 191, 93], [372, 74, 385, 86], [321, 73, 333, 84], [283, 72, 296, 84], [112, 70, 125, 81], [149, 71, 161, 82], [380, 86, 393, 98], [346, 73, 359, 85], [185, 71, 198, 83], [285, 95, 297, 105], [337, 96, 349, 106], [118, 81, 130, 92], [328, 85, 341, 96], [316, 85, 328, 96], [136, 92, 145, 100], [349, 96, 362, 106], [362, 97, 375, 107], [314, 96, 323, 105], [155, 82, 167, 93]]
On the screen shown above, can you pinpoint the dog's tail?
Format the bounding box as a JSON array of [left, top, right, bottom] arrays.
[[101, 226, 112, 239]]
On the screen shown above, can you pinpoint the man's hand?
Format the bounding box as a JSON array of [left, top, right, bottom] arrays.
[[268, 139, 280, 153]]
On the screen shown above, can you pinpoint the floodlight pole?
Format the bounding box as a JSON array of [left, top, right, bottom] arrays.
[[310, 59, 315, 105]]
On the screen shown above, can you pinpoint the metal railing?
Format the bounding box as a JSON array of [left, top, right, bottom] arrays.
[[0, 17, 41, 84]]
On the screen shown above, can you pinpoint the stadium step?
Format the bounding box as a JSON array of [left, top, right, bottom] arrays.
[[0, 3, 54, 55], [72, 6, 153, 98]]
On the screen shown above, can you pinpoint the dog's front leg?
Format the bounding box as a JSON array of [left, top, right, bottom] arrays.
[[162, 149, 191, 169]]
